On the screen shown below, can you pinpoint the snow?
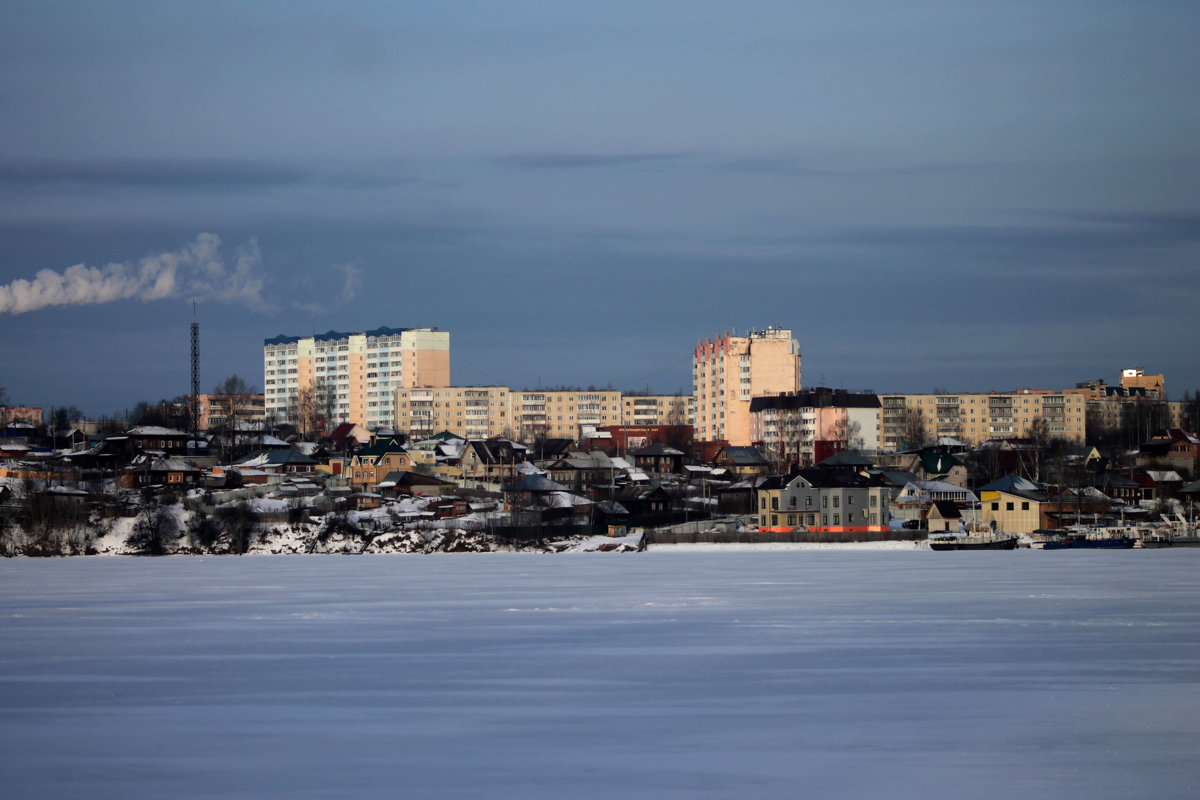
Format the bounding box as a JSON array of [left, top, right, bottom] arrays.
[[1, 553, 1197, 800]]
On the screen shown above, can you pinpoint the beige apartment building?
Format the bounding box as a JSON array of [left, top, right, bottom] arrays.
[[393, 386, 513, 441], [196, 394, 265, 431], [693, 327, 802, 445], [880, 390, 1087, 450], [510, 390, 623, 440], [264, 326, 449, 429], [621, 395, 689, 427], [390, 388, 687, 443]]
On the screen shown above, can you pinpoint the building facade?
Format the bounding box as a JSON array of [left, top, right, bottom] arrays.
[[620, 394, 689, 427], [510, 390, 623, 441], [750, 388, 881, 467], [879, 390, 1087, 450], [692, 327, 802, 446], [264, 326, 449, 429], [393, 386, 513, 441], [196, 394, 266, 431]]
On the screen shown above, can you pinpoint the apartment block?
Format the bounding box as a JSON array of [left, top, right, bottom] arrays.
[[692, 327, 801, 445], [196, 394, 265, 431], [621, 395, 689, 427], [879, 390, 1087, 450], [511, 390, 623, 440], [393, 386, 512, 441], [264, 326, 449, 429], [750, 388, 881, 467]]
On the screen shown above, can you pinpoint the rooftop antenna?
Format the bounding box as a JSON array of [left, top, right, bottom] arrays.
[[190, 301, 200, 439]]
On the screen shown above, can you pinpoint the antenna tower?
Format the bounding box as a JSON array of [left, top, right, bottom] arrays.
[[190, 302, 200, 436]]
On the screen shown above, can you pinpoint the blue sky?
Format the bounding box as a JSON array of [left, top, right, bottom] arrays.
[[1, 1, 1197, 417]]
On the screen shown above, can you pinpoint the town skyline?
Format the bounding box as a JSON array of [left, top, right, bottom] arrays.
[[2, 3, 1197, 416]]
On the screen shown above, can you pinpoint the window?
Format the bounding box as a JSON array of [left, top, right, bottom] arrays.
[[991, 502, 999, 511], [833, 496, 840, 508], [833, 514, 840, 525], [1006, 502, 1014, 511], [1021, 502, 1029, 510], [771, 497, 779, 511]]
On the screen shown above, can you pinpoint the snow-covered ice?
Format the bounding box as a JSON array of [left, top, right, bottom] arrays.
[[1, 551, 1197, 799]]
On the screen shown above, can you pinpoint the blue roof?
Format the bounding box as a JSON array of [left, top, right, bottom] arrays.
[[264, 326, 412, 346]]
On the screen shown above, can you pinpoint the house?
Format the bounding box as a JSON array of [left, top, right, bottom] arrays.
[[347, 438, 414, 491], [926, 500, 963, 532], [501, 473, 569, 512], [460, 438, 527, 482], [712, 446, 771, 478], [235, 448, 320, 476], [546, 451, 620, 489], [612, 484, 672, 518], [629, 442, 686, 475], [374, 470, 454, 498], [126, 426, 199, 456], [328, 422, 373, 454], [890, 480, 980, 528], [1137, 430, 1199, 476], [757, 468, 891, 533], [120, 456, 202, 489]]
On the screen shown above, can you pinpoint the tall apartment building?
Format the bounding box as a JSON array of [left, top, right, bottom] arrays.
[[264, 326, 449, 429], [692, 327, 801, 445], [879, 390, 1086, 450], [393, 386, 512, 441], [621, 395, 689, 427]]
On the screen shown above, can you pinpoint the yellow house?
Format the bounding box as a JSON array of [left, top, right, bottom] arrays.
[[979, 489, 1043, 534]]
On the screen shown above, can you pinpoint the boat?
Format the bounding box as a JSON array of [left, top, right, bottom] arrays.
[[1030, 528, 1072, 550], [929, 531, 1019, 550], [1064, 526, 1136, 549]]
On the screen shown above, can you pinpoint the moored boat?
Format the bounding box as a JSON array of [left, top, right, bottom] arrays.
[[929, 532, 1019, 551]]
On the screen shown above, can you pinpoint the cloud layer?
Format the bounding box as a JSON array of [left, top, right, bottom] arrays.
[[0, 233, 266, 315]]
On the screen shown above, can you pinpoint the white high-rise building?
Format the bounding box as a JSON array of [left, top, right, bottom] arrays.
[[264, 326, 449, 430]]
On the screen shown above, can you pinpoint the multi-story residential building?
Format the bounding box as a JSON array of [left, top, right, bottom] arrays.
[[263, 326, 449, 429], [393, 386, 513, 441], [750, 388, 881, 467], [510, 389, 622, 441], [620, 394, 689, 427], [692, 327, 802, 445], [196, 394, 265, 431], [879, 390, 1087, 450]]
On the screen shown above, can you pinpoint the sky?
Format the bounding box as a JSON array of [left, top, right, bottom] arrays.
[[1, 1, 1197, 418]]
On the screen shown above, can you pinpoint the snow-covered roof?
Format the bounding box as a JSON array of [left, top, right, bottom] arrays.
[[128, 426, 191, 437], [541, 491, 592, 508]]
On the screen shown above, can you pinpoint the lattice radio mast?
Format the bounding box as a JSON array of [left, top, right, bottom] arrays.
[[190, 302, 200, 437]]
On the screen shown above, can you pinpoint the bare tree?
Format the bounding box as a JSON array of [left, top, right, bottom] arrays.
[[900, 407, 927, 451]]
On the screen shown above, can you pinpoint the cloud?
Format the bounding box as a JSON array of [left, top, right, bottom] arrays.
[[0, 233, 268, 315], [0, 159, 310, 190], [337, 263, 363, 303], [494, 152, 692, 170]]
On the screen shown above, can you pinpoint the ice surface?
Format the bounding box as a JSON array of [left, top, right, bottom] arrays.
[[1, 552, 1198, 799]]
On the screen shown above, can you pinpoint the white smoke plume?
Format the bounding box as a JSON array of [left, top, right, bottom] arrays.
[[0, 233, 267, 315]]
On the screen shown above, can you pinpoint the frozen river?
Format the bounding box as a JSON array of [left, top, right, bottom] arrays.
[[2, 550, 1197, 799]]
